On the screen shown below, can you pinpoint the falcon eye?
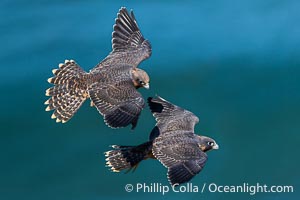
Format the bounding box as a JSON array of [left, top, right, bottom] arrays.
[[139, 80, 144, 85], [207, 141, 214, 146]]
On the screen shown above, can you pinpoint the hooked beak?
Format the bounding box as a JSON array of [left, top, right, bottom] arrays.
[[143, 83, 149, 89], [213, 143, 219, 150]]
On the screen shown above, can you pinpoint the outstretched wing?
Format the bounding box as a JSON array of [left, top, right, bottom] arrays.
[[167, 157, 207, 186], [153, 133, 207, 185], [112, 7, 152, 65], [89, 79, 145, 129], [148, 96, 199, 134]]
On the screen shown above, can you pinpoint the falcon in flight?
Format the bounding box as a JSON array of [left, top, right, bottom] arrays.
[[105, 96, 219, 185], [45, 7, 151, 129]]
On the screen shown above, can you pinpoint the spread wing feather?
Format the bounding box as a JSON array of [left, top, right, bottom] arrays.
[[89, 79, 144, 129], [112, 7, 151, 63], [148, 96, 199, 134]]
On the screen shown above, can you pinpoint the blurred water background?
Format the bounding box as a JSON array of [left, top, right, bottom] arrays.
[[0, 0, 299, 199]]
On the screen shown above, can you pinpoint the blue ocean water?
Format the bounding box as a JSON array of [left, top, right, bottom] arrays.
[[0, 0, 299, 200]]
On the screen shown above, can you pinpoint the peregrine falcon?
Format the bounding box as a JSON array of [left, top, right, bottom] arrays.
[[45, 7, 151, 129], [105, 96, 219, 185]]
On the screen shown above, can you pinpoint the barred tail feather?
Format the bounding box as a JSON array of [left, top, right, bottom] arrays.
[[105, 142, 153, 172], [45, 60, 89, 123]]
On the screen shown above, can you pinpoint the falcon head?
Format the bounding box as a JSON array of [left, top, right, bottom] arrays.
[[132, 68, 150, 89], [198, 136, 219, 152]]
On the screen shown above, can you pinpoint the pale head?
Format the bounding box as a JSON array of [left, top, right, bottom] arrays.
[[132, 68, 150, 89]]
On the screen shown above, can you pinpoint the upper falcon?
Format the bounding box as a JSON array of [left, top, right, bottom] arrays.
[[45, 7, 152, 129]]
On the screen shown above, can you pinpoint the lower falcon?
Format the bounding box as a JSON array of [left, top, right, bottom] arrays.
[[105, 96, 219, 186]]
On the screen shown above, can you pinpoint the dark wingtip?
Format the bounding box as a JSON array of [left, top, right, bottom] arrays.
[[149, 126, 160, 141], [131, 116, 139, 130], [147, 97, 163, 113], [147, 97, 153, 103]]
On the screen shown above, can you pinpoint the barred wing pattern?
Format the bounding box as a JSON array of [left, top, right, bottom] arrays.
[[112, 7, 152, 64], [148, 96, 199, 134], [86, 8, 151, 129], [89, 66, 145, 129], [148, 96, 207, 185], [153, 132, 207, 185]]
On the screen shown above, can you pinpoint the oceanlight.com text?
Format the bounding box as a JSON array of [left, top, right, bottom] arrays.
[[124, 182, 294, 195]]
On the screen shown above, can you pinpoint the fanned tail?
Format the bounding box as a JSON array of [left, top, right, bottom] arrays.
[[45, 60, 89, 123], [105, 141, 153, 172]]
